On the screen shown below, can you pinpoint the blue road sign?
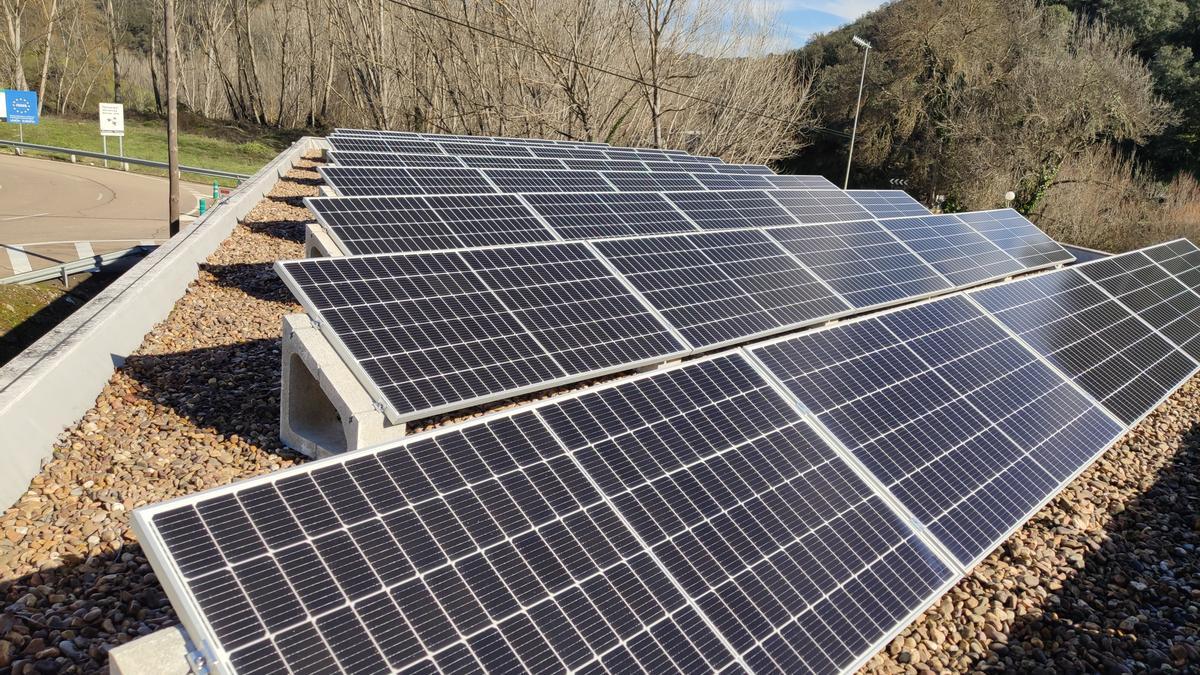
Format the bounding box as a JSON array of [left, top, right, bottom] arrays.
[[3, 90, 39, 124]]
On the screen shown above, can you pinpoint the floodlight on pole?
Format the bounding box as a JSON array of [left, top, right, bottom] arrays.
[[844, 35, 873, 190]]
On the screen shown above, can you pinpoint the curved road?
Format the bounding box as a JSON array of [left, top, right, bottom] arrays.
[[0, 154, 207, 277]]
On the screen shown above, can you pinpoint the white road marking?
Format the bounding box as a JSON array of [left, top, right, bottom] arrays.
[[7, 246, 32, 274], [75, 242, 95, 259], [0, 212, 48, 222], [140, 240, 156, 246], [96, 192, 104, 200]]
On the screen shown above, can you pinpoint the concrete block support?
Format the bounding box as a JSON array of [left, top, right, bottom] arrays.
[[108, 626, 195, 675], [303, 222, 344, 258], [280, 314, 406, 457]]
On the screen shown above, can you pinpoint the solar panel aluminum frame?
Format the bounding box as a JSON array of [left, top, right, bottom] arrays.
[[741, 287, 1148, 574], [131, 349, 963, 675], [273, 244, 692, 426]]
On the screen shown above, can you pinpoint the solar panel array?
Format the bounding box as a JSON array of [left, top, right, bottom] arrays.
[[136, 238, 1200, 675]]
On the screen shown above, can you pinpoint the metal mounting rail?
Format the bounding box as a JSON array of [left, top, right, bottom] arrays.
[[0, 140, 250, 181]]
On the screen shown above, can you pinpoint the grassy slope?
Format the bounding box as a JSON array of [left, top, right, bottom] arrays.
[[0, 272, 118, 366], [0, 114, 288, 185]]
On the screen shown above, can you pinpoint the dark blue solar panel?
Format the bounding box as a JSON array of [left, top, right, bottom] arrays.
[[523, 192, 698, 239], [767, 221, 951, 309], [875, 214, 1024, 286], [845, 190, 930, 218], [1144, 239, 1200, 292], [326, 151, 464, 168], [955, 210, 1074, 268], [749, 296, 1124, 566], [665, 191, 795, 229], [602, 172, 704, 191], [483, 169, 614, 193], [320, 167, 497, 197], [766, 190, 873, 223], [971, 269, 1197, 425]]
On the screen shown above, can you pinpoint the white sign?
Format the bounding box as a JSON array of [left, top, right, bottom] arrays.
[[99, 102, 124, 136], [0, 91, 6, 120]]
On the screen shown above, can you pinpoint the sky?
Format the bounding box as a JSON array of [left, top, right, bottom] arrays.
[[764, 1, 889, 48]]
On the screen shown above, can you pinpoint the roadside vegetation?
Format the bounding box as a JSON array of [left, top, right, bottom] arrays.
[[0, 272, 118, 367]]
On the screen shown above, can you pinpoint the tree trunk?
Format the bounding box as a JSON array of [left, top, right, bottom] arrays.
[[35, 0, 56, 115], [104, 0, 120, 102]]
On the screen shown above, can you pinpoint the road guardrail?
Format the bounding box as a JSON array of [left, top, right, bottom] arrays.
[[0, 139, 250, 181]]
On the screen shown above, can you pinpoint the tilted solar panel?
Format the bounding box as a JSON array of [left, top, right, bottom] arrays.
[[562, 159, 648, 172], [134, 353, 955, 675], [845, 190, 930, 219], [710, 164, 775, 175], [275, 244, 686, 422], [644, 160, 716, 173], [319, 167, 497, 197], [522, 192, 699, 240], [666, 191, 795, 229], [328, 136, 444, 155], [955, 209, 1074, 268], [439, 141, 536, 158], [749, 295, 1124, 567], [593, 231, 849, 349], [601, 172, 705, 192], [766, 221, 953, 310], [767, 190, 873, 224], [1144, 238, 1200, 291], [483, 169, 615, 193], [970, 268, 1198, 425], [764, 175, 839, 190], [325, 151, 464, 168], [305, 195, 555, 255], [874, 214, 1024, 287], [1075, 250, 1200, 361], [457, 156, 569, 170]]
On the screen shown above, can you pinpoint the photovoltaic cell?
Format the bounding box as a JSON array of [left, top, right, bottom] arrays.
[[593, 231, 848, 349], [327, 136, 444, 155], [483, 169, 615, 193], [562, 159, 648, 172], [875, 214, 1024, 287], [325, 151, 464, 168], [320, 167, 497, 197], [766, 221, 952, 309], [137, 353, 954, 675], [1075, 251, 1200, 361], [971, 268, 1197, 425], [522, 192, 698, 239], [306, 195, 555, 255], [666, 191, 795, 229], [458, 156, 568, 170], [845, 190, 930, 219], [275, 244, 684, 422], [439, 141, 536, 158], [764, 175, 839, 190], [644, 160, 714, 173], [766, 190, 873, 224], [749, 296, 1124, 566], [954, 210, 1074, 268], [710, 164, 775, 175]]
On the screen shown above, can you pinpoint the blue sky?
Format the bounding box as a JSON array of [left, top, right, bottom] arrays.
[[764, 1, 888, 48]]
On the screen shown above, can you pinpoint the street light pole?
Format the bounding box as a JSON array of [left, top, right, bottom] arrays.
[[844, 35, 872, 190]]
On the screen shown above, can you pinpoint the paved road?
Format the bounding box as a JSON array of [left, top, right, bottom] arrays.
[[0, 154, 208, 277]]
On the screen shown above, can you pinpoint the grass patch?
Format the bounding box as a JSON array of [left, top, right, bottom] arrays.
[[0, 113, 296, 186], [0, 272, 119, 366]]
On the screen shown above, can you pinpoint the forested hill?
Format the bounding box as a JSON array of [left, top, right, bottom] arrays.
[[788, 0, 1200, 253]]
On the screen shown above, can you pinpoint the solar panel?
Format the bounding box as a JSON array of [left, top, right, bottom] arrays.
[[135, 352, 955, 675], [710, 164, 776, 175], [275, 244, 686, 422], [1143, 239, 1200, 291], [320, 167, 497, 197], [845, 190, 930, 218], [766, 221, 953, 309], [458, 156, 568, 170], [1062, 244, 1111, 264], [954, 210, 1074, 268], [305, 195, 555, 255], [439, 141, 536, 158], [526, 146, 609, 160], [970, 268, 1198, 425], [601, 172, 705, 192], [483, 169, 615, 193], [764, 175, 839, 189], [749, 295, 1124, 567], [874, 214, 1024, 287], [689, 173, 746, 191], [562, 159, 648, 172], [764, 189, 874, 224], [666, 191, 795, 229], [593, 231, 849, 349], [328, 136, 444, 155], [644, 160, 715, 173], [325, 151, 464, 168], [1075, 251, 1200, 361], [522, 192, 698, 239]]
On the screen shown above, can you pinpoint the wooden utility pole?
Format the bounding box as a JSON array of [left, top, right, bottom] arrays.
[[165, 0, 180, 236]]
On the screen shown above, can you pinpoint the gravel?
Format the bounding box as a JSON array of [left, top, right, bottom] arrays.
[[0, 154, 1196, 673]]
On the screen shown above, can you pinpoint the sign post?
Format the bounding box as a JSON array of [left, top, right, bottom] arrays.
[[99, 102, 126, 170], [2, 90, 39, 154]]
